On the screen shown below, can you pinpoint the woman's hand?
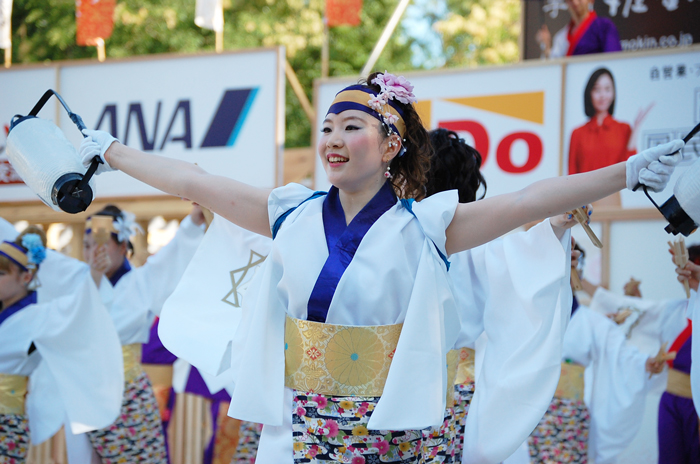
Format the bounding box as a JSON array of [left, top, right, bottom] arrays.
[[536, 24, 552, 58], [673, 259, 700, 292], [80, 129, 119, 174], [627, 103, 654, 152], [189, 203, 207, 227], [87, 244, 111, 287], [626, 139, 684, 192], [645, 356, 666, 375]]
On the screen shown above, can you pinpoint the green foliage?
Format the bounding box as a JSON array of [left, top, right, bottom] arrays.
[[10, 0, 419, 147], [434, 0, 521, 67]]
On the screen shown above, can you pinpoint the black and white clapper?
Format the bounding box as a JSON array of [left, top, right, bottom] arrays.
[[6, 90, 103, 213]]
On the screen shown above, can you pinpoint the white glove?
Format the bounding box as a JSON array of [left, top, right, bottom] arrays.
[[626, 139, 684, 192], [80, 129, 119, 174]]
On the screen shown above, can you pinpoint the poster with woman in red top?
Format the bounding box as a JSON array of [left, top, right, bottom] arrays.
[[568, 67, 652, 207], [564, 51, 700, 210]]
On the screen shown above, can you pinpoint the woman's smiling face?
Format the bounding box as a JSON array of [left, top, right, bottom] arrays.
[[318, 110, 388, 194], [591, 73, 615, 115]]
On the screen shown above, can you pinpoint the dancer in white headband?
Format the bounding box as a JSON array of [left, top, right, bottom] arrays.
[[78, 71, 684, 464]]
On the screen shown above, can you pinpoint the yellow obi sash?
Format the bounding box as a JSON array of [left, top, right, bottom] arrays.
[[555, 362, 585, 401], [123, 344, 144, 383], [454, 348, 476, 385], [666, 368, 692, 399], [142, 364, 174, 388], [284, 315, 402, 396], [0, 374, 28, 415], [446, 348, 476, 408]]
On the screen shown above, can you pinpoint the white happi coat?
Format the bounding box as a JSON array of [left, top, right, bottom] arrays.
[[0, 218, 123, 446], [450, 220, 572, 464], [160, 184, 460, 463], [101, 216, 205, 345], [230, 184, 462, 464]]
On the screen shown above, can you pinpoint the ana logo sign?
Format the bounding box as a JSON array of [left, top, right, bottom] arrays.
[[94, 88, 258, 151]]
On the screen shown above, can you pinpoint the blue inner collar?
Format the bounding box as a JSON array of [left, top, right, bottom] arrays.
[[0, 291, 37, 327], [109, 257, 132, 286], [306, 182, 397, 323]]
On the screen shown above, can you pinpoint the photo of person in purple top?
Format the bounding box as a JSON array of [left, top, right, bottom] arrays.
[[536, 0, 622, 58]]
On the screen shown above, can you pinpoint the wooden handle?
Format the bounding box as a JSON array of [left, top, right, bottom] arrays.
[[571, 266, 584, 291], [572, 207, 602, 248], [670, 238, 691, 298]]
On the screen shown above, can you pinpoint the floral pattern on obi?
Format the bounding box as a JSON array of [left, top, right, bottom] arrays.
[[291, 391, 423, 463], [0, 414, 29, 464], [88, 370, 167, 464], [528, 397, 589, 464], [285, 316, 402, 396]]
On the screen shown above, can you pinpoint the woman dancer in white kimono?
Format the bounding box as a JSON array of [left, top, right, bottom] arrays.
[[77, 71, 684, 464], [523, 244, 668, 464], [81, 204, 205, 464], [0, 225, 123, 464]]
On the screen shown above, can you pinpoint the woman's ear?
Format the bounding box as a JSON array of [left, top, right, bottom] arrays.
[[382, 135, 402, 162], [20, 270, 34, 287]]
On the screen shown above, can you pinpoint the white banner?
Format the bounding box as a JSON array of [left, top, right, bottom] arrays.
[[0, 0, 11, 50], [314, 65, 563, 199], [0, 48, 285, 202], [564, 49, 700, 209]]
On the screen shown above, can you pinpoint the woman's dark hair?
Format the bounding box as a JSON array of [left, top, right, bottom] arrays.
[[584, 67, 615, 118], [93, 204, 134, 252], [360, 72, 432, 200], [425, 128, 487, 203]]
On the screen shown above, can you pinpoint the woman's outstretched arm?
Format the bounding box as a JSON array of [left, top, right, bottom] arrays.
[[92, 138, 272, 237], [446, 136, 684, 255], [446, 163, 625, 255]]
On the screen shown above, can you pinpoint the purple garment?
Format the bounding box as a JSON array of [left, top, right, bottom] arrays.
[[673, 331, 692, 374], [572, 17, 622, 56], [184, 366, 231, 402], [658, 337, 698, 464], [141, 319, 178, 365]]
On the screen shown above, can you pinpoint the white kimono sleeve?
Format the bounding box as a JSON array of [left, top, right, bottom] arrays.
[[159, 214, 271, 377], [125, 216, 205, 315], [461, 220, 572, 464], [3, 279, 124, 444]]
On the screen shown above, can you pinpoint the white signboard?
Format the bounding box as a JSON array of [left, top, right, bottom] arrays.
[[314, 64, 563, 198], [564, 50, 700, 209], [0, 48, 285, 202]]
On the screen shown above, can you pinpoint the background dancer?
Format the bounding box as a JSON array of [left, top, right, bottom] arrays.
[[526, 243, 666, 464], [82, 204, 205, 464], [659, 245, 698, 463], [0, 225, 122, 464], [425, 128, 577, 464]]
